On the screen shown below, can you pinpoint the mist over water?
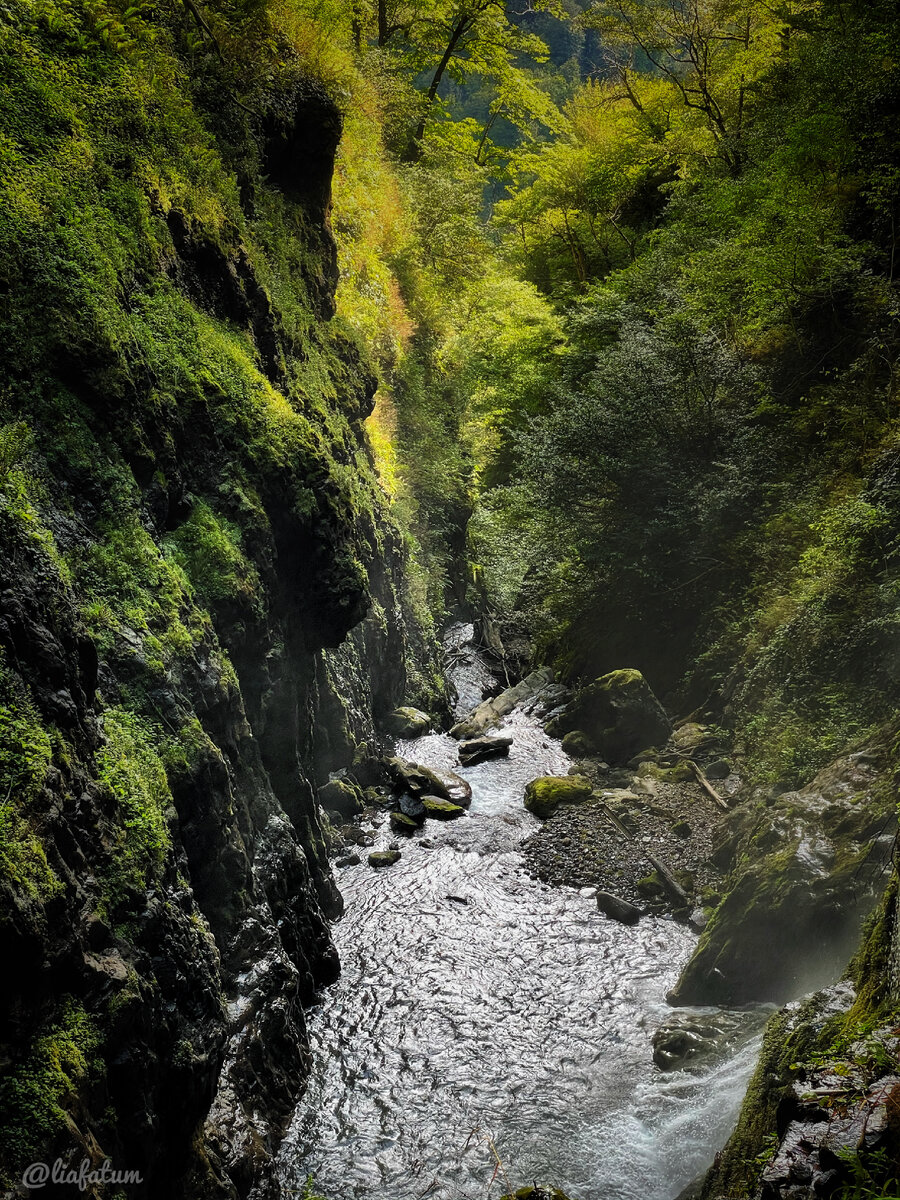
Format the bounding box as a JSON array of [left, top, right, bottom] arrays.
[[278, 627, 763, 1200]]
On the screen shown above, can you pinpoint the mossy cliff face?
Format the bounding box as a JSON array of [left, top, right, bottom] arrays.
[[671, 742, 896, 1008], [696, 877, 900, 1200], [0, 5, 440, 1196]]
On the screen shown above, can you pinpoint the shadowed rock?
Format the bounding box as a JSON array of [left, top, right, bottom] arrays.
[[546, 669, 670, 764], [458, 734, 512, 767], [596, 891, 641, 925]]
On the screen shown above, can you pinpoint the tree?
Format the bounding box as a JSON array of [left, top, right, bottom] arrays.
[[580, 0, 816, 175], [370, 0, 564, 160]]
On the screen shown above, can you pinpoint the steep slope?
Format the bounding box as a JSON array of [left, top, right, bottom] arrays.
[[0, 4, 440, 1196]]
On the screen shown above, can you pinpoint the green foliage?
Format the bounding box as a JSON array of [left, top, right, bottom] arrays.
[[95, 708, 173, 910], [0, 998, 100, 1185], [0, 654, 59, 902], [298, 1176, 330, 1200], [835, 1149, 900, 1200], [166, 501, 264, 619]]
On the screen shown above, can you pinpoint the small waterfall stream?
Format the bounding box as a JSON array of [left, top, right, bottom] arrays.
[[277, 625, 763, 1200]]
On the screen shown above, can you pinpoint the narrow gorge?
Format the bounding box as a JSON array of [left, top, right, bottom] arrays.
[[1, 1, 899, 1199]]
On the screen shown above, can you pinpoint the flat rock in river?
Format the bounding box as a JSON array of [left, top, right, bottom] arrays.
[[458, 734, 512, 767]]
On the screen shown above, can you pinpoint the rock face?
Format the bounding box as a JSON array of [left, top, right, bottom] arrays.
[[694, 976, 889, 1200], [0, 44, 445, 1200], [523, 775, 593, 818], [671, 746, 895, 1006], [547, 669, 671, 764]]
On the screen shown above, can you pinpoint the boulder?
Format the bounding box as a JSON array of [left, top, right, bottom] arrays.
[[450, 667, 554, 739], [385, 706, 431, 738], [421, 795, 465, 820], [596, 891, 641, 925], [387, 758, 472, 808], [705, 758, 732, 780], [368, 850, 401, 868], [458, 735, 512, 767], [669, 745, 895, 1006], [549, 669, 670, 764], [561, 729, 595, 757], [523, 775, 592, 819], [636, 760, 694, 783], [389, 811, 419, 834], [396, 792, 426, 822], [318, 777, 363, 819], [429, 767, 472, 807], [673, 722, 717, 756]]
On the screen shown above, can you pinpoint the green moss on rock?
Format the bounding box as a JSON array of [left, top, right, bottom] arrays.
[[96, 708, 173, 913], [368, 850, 401, 868], [0, 999, 100, 1185], [318, 778, 364, 819], [561, 729, 594, 757], [523, 775, 592, 818], [421, 795, 464, 820], [385, 707, 431, 738]]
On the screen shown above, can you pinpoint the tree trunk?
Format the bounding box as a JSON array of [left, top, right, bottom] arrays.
[[404, 13, 473, 161]]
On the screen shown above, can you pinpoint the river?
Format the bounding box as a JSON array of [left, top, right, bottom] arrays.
[[277, 625, 762, 1200]]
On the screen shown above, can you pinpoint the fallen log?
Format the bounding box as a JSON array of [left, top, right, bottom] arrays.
[[598, 801, 635, 842], [647, 853, 690, 908], [688, 759, 730, 811]]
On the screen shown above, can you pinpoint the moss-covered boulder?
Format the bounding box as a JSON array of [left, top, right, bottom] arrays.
[[387, 758, 473, 808], [672, 722, 717, 755], [421, 795, 465, 820], [523, 775, 592, 818], [368, 850, 402, 868], [561, 729, 595, 757], [636, 760, 694, 783], [552, 669, 670, 764], [385, 707, 431, 738], [318, 778, 364, 819], [389, 811, 419, 834]]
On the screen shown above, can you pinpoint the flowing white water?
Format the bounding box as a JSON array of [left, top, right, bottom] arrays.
[[277, 626, 763, 1200]]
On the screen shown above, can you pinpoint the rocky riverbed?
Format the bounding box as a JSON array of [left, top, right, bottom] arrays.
[[521, 772, 729, 913], [277, 624, 768, 1200]]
